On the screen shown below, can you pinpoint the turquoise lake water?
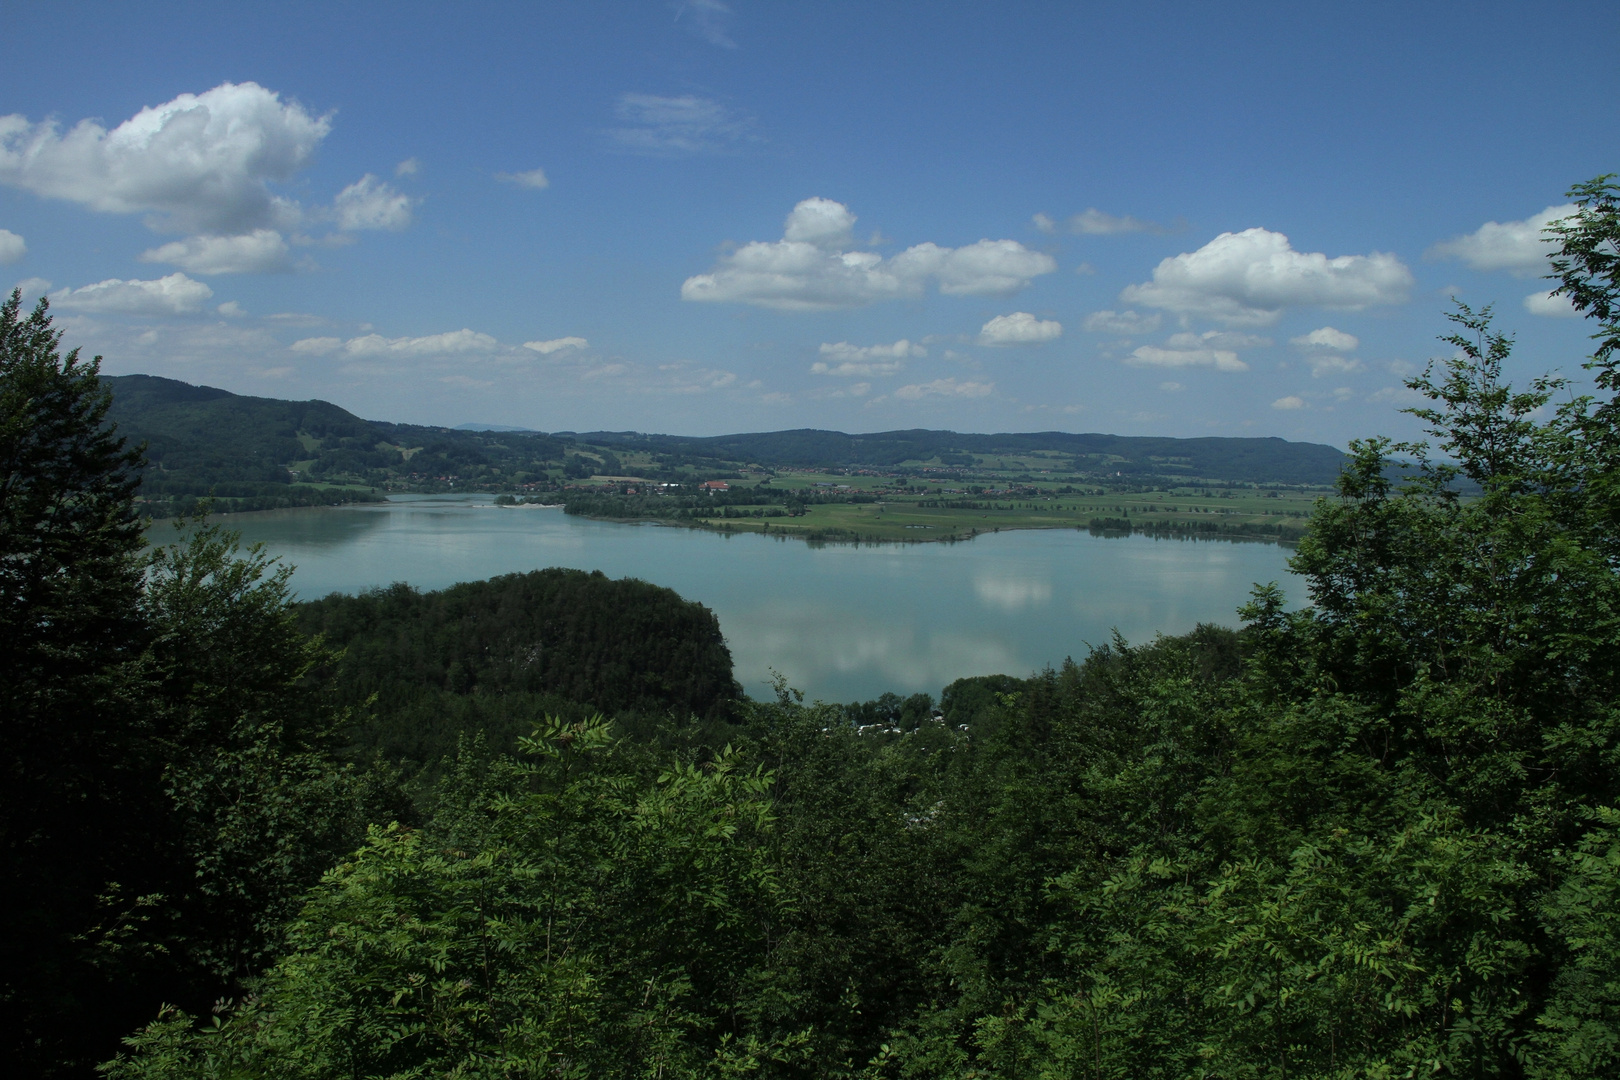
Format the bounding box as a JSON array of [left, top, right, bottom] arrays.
[[200, 495, 1303, 703]]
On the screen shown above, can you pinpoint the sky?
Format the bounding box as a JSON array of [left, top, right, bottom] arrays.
[[2, 1, 1616, 446]]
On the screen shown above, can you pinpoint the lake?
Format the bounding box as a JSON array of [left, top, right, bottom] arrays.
[[195, 495, 1303, 703]]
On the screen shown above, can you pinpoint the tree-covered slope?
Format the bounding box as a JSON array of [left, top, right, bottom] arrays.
[[299, 569, 743, 766], [101, 374, 573, 513]]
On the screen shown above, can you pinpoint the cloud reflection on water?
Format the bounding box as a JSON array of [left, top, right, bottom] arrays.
[[208, 498, 1298, 702]]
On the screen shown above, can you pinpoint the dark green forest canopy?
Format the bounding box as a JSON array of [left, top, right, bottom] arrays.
[[300, 567, 742, 722]]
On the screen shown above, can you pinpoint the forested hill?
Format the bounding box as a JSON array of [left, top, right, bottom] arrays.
[[102, 374, 572, 514], [104, 373, 1349, 504], [572, 427, 1348, 484]]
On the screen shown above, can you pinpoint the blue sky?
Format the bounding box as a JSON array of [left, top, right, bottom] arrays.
[[2, 1, 1615, 445]]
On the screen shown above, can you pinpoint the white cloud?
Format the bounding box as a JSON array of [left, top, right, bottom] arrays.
[[1125, 345, 1248, 372], [139, 228, 291, 274], [1165, 329, 1269, 350], [1159, 381, 1183, 391], [608, 93, 752, 155], [784, 197, 856, 249], [1272, 395, 1306, 410], [1034, 207, 1174, 235], [812, 339, 923, 376], [1524, 289, 1578, 318], [496, 167, 550, 190], [0, 81, 328, 235], [341, 329, 500, 358], [1083, 309, 1160, 335], [333, 174, 413, 231], [1120, 228, 1413, 326], [217, 301, 245, 317], [0, 228, 24, 263], [395, 157, 419, 177], [894, 377, 994, 400], [524, 336, 588, 354], [12, 276, 51, 299], [1428, 205, 1574, 275], [289, 336, 342, 355], [682, 198, 1056, 310], [50, 273, 212, 315], [909, 240, 1059, 296], [1289, 326, 1361, 375], [979, 311, 1062, 346], [1291, 326, 1358, 352]]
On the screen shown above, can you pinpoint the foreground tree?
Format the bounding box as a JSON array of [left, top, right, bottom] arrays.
[[1, 293, 379, 1077], [1, 291, 153, 1076]]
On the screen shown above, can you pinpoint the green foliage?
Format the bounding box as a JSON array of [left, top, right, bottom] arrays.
[[2, 291, 153, 1075], [298, 569, 744, 769], [2, 293, 386, 1076], [104, 719, 798, 1079]]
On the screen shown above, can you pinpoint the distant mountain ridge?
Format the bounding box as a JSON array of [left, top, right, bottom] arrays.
[[102, 374, 1349, 501], [572, 427, 1347, 485]]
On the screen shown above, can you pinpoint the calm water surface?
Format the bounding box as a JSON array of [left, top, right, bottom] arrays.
[[204, 495, 1302, 703]]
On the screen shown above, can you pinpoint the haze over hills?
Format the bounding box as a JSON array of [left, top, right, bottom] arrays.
[[104, 374, 1349, 516]]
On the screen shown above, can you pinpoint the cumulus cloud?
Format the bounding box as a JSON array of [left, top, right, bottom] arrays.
[[978, 311, 1062, 346], [1272, 395, 1306, 410], [682, 198, 1057, 310], [524, 336, 588, 354], [893, 377, 994, 400], [0, 228, 24, 264], [1291, 326, 1359, 352], [139, 228, 291, 274], [0, 81, 328, 235], [395, 158, 419, 177], [784, 197, 856, 249], [50, 272, 212, 315], [1125, 344, 1249, 372], [1083, 309, 1160, 335], [1034, 207, 1175, 235], [496, 167, 550, 190], [1120, 228, 1413, 326], [216, 301, 245, 317], [1524, 289, 1578, 318], [1428, 205, 1574, 275], [332, 174, 413, 231], [1289, 326, 1362, 376], [608, 93, 752, 155], [811, 339, 923, 377]]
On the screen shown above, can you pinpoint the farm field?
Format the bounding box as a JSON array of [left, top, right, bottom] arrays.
[[682, 471, 1321, 544]]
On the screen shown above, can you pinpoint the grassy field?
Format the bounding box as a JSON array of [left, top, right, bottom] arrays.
[[682, 471, 1322, 545]]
